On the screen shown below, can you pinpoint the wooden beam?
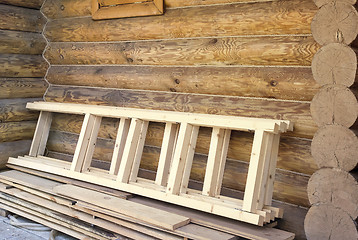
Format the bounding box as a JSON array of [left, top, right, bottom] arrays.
[[0, 78, 47, 99], [0, 54, 48, 78], [29, 111, 52, 157], [0, 30, 46, 55]]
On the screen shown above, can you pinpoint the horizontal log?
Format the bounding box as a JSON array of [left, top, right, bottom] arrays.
[[0, 98, 41, 122], [42, 0, 283, 19], [0, 54, 48, 78], [0, 30, 46, 55], [0, 140, 31, 169], [310, 85, 358, 128], [0, 121, 36, 143], [311, 125, 358, 172], [46, 130, 310, 207], [0, 78, 47, 99], [313, 0, 356, 8], [44, 36, 320, 66], [0, 0, 44, 9], [49, 113, 316, 174], [311, 2, 358, 45], [44, 0, 316, 41], [304, 204, 358, 240], [0, 4, 46, 33], [45, 85, 317, 139], [47, 65, 319, 101], [307, 168, 358, 219]]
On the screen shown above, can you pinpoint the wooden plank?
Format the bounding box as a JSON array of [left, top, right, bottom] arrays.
[[0, 78, 47, 99], [109, 118, 130, 175], [129, 121, 149, 182], [155, 122, 178, 186], [166, 123, 193, 194], [46, 65, 318, 102], [0, 121, 36, 143], [215, 129, 231, 196], [45, 131, 311, 207], [44, 85, 315, 139], [0, 0, 44, 9], [0, 4, 46, 32], [0, 54, 48, 78], [71, 113, 96, 172], [44, 36, 319, 66], [29, 111, 52, 156], [265, 134, 281, 205], [44, 0, 315, 41], [54, 184, 190, 231], [117, 118, 144, 183], [0, 98, 41, 122], [0, 140, 31, 169], [0, 30, 46, 55], [27, 102, 290, 133], [180, 125, 200, 193]]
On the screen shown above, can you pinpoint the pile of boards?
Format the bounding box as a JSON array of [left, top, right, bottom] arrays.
[[0, 166, 295, 240]]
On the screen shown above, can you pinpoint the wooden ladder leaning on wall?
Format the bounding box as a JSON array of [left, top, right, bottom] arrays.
[[7, 101, 293, 226]]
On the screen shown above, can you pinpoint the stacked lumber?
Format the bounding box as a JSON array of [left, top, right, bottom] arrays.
[[305, 0, 358, 239], [0, 168, 295, 240]]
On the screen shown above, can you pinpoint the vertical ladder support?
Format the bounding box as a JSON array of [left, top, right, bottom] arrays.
[[215, 129, 231, 196], [155, 123, 179, 186], [242, 129, 269, 213], [81, 115, 102, 172], [70, 114, 101, 172], [29, 111, 52, 157], [129, 121, 149, 182], [117, 118, 144, 183], [180, 125, 200, 193], [166, 123, 194, 195], [264, 133, 281, 206], [109, 118, 131, 175]]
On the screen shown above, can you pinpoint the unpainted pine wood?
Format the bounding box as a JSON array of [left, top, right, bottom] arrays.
[[311, 43, 357, 87], [0, 0, 44, 9], [264, 134, 280, 205], [47, 131, 310, 207], [214, 129, 231, 196], [307, 168, 358, 219], [155, 123, 178, 186], [311, 125, 358, 172], [0, 54, 48, 78], [311, 2, 358, 45], [44, 36, 320, 66], [0, 4, 46, 32], [50, 114, 317, 175], [0, 140, 31, 169], [44, 86, 315, 139], [310, 84, 358, 128], [304, 204, 358, 240], [54, 184, 190, 230], [29, 111, 52, 156], [0, 30, 46, 55], [47, 65, 318, 102], [0, 121, 36, 143], [0, 98, 41, 122], [109, 118, 130, 175], [117, 119, 145, 183], [0, 78, 47, 99], [44, 0, 315, 41]]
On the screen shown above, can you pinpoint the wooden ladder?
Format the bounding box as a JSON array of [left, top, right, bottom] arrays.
[[8, 101, 293, 226]]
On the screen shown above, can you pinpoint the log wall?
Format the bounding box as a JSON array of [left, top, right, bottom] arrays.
[[40, 0, 322, 238], [0, 0, 48, 168]]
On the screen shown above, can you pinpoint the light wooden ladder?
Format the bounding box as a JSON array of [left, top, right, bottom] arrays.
[[8, 101, 293, 226]]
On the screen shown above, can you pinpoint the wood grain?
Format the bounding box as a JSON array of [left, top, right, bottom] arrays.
[[0, 54, 48, 78], [0, 4, 46, 33], [46, 130, 310, 207], [0, 98, 41, 123], [44, 36, 320, 66], [313, 0, 356, 8], [44, 0, 316, 41], [0, 78, 47, 99], [0, 0, 44, 9], [0, 140, 31, 169], [45, 85, 316, 139], [42, 0, 282, 19], [0, 30, 46, 55], [0, 121, 36, 143], [47, 65, 319, 101]]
